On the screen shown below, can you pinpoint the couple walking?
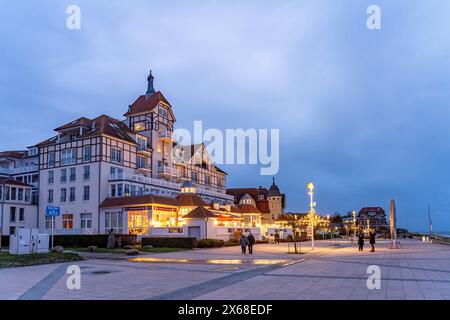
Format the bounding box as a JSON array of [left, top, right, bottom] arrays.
[[240, 232, 255, 254], [358, 230, 376, 252]]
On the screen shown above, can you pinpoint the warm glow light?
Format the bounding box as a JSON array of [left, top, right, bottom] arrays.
[[307, 182, 314, 191]]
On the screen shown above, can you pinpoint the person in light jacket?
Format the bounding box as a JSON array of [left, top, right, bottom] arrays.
[[240, 235, 249, 254]]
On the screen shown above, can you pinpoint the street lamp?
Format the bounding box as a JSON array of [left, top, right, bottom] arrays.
[[307, 182, 316, 250], [352, 210, 357, 244]]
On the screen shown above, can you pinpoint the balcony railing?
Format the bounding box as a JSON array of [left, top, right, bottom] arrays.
[[109, 172, 234, 202], [158, 130, 175, 141], [0, 165, 38, 175], [157, 166, 179, 177], [110, 172, 181, 190], [39, 228, 97, 235]]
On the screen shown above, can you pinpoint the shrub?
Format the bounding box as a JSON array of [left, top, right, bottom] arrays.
[[197, 239, 224, 248], [141, 237, 197, 249], [53, 234, 136, 248], [224, 239, 240, 247]]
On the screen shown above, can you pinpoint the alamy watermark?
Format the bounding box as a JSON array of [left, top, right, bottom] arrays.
[[66, 265, 81, 290], [366, 265, 381, 290], [367, 5, 381, 30], [173, 121, 279, 176], [66, 5, 81, 30]]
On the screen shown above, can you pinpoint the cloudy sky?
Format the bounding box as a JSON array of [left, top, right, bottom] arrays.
[[1, 0, 449, 232]]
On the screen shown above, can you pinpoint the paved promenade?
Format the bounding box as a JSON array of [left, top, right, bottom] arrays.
[[1, 239, 450, 300]]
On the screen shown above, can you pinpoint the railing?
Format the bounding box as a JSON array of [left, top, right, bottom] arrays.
[[0, 165, 38, 175], [109, 172, 234, 201], [158, 130, 175, 141], [110, 173, 181, 190], [39, 228, 97, 235], [157, 166, 179, 177], [196, 187, 235, 201]]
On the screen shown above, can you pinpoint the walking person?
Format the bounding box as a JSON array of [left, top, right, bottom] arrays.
[[358, 232, 364, 251], [274, 231, 280, 244], [369, 230, 376, 252], [247, 232, 255, 254], [240, 234, 248, 254]]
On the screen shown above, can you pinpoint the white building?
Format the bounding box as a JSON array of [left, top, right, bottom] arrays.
[[0, 178, 38, 236], [1, 71, 233, 236]]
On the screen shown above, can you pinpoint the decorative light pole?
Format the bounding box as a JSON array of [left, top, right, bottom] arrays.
[[307, 182, 316, 250], [352, 210, 357, 243]]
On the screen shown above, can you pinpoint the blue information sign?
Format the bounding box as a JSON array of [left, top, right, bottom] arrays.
[[46, 206, 61, 217]]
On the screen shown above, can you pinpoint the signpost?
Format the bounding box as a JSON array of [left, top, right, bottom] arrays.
[[46, 206, 60, 249]]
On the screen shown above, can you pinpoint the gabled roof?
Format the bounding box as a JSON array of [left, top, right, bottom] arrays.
[[359, 207, 385, 215], [227, 187, 268, 203], [176, 193, 206, 207], [239, 204, 261, 214], [173, 143, 227, 175], [0, 151, 28, 159], [124, 91, 173, 117], [54, 117, 92, 131], [183, 206, 216, 219], [99, 194, 178, 208], [36, 115, 136, 147], [0, 178, 33, 187]]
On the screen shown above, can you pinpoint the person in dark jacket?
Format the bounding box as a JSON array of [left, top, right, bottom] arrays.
[[247, 233, 255, 254], [274, 231, 280, 244], [358, 233, 364, 251], [369, 230, 376, 252], [240, 235, 249, 254]]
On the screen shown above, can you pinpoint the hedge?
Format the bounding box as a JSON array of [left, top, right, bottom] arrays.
[[197, 239, 224, 248], [53, 234, 136, 248], [141, 237, 197, 249]]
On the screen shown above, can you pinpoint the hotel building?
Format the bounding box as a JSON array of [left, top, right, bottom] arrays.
[[0, 71, 278, 240]]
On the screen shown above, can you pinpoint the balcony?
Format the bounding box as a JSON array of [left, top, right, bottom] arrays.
[[158, 130, 175, 142], [110, 172, 181, 190], [157, 166, 179, 178], [196, 187, 235, 202], [0, 165, 38, 175]]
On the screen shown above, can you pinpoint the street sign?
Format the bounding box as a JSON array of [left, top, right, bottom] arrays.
[[46, 206, 60, 217]]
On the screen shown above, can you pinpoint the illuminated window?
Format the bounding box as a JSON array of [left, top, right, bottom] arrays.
[[62, 214, 73, 229], [128, 210, 149, 234], [134, 121, 146, 132]]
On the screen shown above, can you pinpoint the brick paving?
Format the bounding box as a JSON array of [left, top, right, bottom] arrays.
[[1, 239, 449, 300]]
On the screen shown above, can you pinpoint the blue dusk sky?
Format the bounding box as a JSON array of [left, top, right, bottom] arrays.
[[1, 0, 449, 232]]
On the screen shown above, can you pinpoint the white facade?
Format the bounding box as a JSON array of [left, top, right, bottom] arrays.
[[0, 181, 38, 236]]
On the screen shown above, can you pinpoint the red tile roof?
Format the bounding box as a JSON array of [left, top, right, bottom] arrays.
[[54, 117, 93, 131], [239, 204, 261, 214], [37, 115, 136, 147], [183, 206, 216, 219], [0, 178, 33, 187], [0, 151, 28, 159], [99, 195, 178, 208], [124, 92, 172, 116], [227, 187, 268, 203], [176, 193, 206, 207]]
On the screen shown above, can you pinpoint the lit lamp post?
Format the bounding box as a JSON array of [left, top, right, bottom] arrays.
[[307, 182, 316, 250], [352, 210, 357, 243]]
